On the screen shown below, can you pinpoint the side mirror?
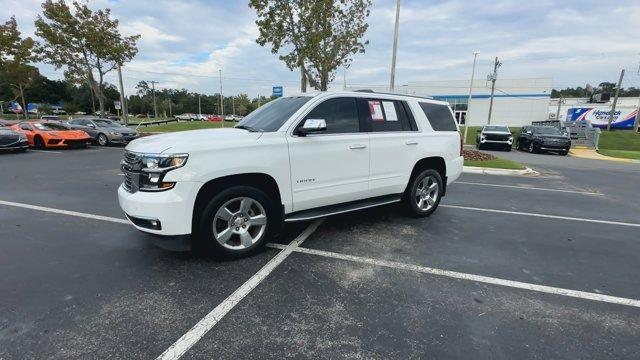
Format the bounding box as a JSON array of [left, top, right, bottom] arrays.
[[88, 124, 96, 128], [526, 131, 532, 135], [298, 118, 326, 136]]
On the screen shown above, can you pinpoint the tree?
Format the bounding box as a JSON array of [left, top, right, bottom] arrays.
[[249, 0, 371, 91], [35, 0, 140, 116], [0, 16, 39, 119]]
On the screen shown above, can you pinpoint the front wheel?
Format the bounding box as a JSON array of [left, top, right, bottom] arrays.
[[528, 142, 536, 153], [97, 133, 109, 146], [195, 186, 275, 258], [403, 169, 443, 217]]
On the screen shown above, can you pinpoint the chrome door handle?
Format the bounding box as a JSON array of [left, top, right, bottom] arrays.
[[405, 140, 418, 145], [349, 144, 367, 149]]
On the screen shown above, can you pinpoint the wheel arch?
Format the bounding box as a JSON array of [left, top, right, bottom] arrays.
[[192, 173, 284, 232], [406, 156, 447, 196]]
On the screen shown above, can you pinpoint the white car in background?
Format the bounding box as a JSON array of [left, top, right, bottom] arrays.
[[119, 91, 463, 257]]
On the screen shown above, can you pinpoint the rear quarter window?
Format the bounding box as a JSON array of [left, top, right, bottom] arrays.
[[419, 102, 457, 131]]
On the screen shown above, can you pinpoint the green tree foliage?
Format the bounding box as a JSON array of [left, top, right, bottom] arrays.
[[249, 0, 371, 91], [0, 16, 39, 119], [34, 0, 140, 116], [552, 82, 640, 98]]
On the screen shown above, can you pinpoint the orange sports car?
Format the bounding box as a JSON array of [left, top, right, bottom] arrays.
[[11, 121, 91, 149]]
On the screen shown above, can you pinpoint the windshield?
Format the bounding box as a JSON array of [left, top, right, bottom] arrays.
[[533, 126, 562, 135], [94, 119, 121, 128], [484, 125, 509, 132], [33, 123, 70, 131], [236, 96, 312, 132]]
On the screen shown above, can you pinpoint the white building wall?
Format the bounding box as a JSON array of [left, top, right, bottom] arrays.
[[348, 78, 553, 127]]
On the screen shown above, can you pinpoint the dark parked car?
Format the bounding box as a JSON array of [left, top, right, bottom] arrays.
[[517, 125, 571, 155], [67, 118, 139, 146], [0, 122, 29, 152]]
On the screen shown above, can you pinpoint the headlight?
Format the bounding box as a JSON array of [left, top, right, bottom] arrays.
[[139, 153, 188, 191], [109, 131, 120, 135], [19, 134, 27, 141]]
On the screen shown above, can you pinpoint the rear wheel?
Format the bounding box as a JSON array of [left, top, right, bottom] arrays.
[[403, 169, 443, 217], [194, 186, 275, 258]]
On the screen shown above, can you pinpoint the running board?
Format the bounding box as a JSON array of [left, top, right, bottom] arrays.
[[284, 194, 402, 223]]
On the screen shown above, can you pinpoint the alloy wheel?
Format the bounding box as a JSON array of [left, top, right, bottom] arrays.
[[212, 197, 267, 250], [415, 175, 439, 212]]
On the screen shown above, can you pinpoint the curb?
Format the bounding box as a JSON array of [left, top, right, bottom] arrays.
[[462, 166, 539, 176], [568, 149, 637, 163]]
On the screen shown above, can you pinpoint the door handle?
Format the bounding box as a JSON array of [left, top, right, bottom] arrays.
[[349, 144, 367, 149], [405, 140, 418, 145]]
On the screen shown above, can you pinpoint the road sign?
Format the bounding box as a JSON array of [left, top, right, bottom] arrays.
[[272, 86, 283, 98], [114, 100, 121, 110]]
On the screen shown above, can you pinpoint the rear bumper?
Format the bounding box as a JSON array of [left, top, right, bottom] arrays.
[[447, 156, 464, 185]]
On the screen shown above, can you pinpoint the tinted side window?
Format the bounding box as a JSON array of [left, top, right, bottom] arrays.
[[361, 99, 412, 132], [419, 103, 457, 131], [303, 97, 359, 134], [20, 124, 31, 130]]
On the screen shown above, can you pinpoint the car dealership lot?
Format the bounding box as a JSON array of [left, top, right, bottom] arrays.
[[1, 148, 640, 359]]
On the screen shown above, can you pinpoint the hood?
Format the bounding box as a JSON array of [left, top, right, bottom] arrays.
[[482, 131, 511, 135], [0, 129, 20, 136], [126, 128, 263, 154]]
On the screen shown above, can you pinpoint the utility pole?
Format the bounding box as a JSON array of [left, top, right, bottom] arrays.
[[232, 95, 235, 116], [556, 96, 563, 121], [148, 80, 159, 118], [219, 69, 224, 127], [389, 0, 401, 91], [463, 51, 479, 144], [607, 69, 625, 131], [117, 65, 129, 125], [169, 101, 172, 117], [198, 94, 202, 118], [487, 56, 501, 124]]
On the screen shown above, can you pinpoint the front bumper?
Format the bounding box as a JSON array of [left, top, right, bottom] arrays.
[[118, 181, 202, 236], [108, 133, 139, 144], [0, 139, 28, 150], [46, 138, 91, 148], [480, 139, 513, 146]]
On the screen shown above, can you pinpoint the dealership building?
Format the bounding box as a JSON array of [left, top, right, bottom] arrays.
[[350, 77, 553, 127]]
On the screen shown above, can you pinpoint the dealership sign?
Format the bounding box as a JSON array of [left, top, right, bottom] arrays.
[[272, 86, 283, 98], [566, 107, 638, 129]]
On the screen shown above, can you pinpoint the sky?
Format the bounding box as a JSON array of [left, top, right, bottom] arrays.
[[2, 0, 640, 97]]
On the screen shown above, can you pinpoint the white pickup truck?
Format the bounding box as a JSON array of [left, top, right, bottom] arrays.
[[118, 91, 463, 257]]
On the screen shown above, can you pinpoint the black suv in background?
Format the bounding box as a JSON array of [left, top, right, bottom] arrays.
[[517, 126, 571, 155]]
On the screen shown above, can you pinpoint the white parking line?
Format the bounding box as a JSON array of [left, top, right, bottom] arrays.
[[0, 200, 128, 224], [441, 204, 640, 228], [29, 149, 62, 154], [455, 181, 603, 196], [157, 218, 324, 360], [279, 245, 640, 309]]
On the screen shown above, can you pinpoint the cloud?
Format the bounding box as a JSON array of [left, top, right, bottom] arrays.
[[4, 0, 640, 96]]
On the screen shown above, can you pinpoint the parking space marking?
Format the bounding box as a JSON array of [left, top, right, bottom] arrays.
[[273, 245, 640, 309], [157, 218, 325, 360], [0, 200, 128, 224], [455, 181, 603, 196], [28, 149, 62, 154], [441, 204, 640, 228]]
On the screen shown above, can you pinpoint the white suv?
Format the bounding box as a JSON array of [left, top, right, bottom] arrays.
[[118, 91, 464, 257]]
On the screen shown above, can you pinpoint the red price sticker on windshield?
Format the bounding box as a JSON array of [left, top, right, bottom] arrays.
[[368, 100, 384, 121]]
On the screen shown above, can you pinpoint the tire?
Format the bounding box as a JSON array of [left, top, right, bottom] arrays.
[[97, 133, 108, 146], [403, 169, 443, 217], [528, 142, 536, 153], [194, 186, 276, 258], [560, 150, 569, 156], [34, 136, 45, 149], [476, 143, 482, 150], [504, 145, 511, 152]]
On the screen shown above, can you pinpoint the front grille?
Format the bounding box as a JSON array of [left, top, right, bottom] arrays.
[[484, 133, 510, 141], [121, 150, 142, 193], [0, 136, 21, 146]]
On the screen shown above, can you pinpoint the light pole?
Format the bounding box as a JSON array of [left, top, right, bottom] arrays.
[[219, 69, 224, 127], [463, 51, 479, 145], [389, 0, 401, 91], [487, 57, 501, 124]]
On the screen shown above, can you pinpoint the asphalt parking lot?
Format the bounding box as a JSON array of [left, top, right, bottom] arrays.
[[1, 147, 640, 359]]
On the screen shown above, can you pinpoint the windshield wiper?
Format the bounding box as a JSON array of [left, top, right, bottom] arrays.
[[235, 125, 262, 132]]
